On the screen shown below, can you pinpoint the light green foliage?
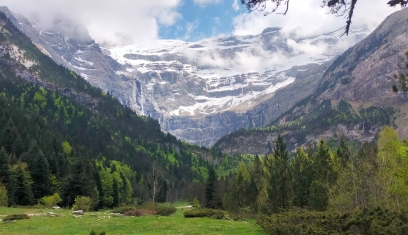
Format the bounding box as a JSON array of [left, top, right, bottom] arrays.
[[192, 197, 201, 209], [0, 184, 8, 206], [376, 126, 407, 212], [72, 196, 92, 212], [33, 88, 47, 110], [49, 175, 60, 194], [99, 167, 114, 206], [61, 141, 72, 155], [97, 159, 135, 207], [39, 193, 62, 208], [70, 71, 77, 79]]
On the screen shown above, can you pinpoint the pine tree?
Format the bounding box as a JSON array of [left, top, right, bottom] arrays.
[[7, 162, 35, 206], [205, 167, 217, 208], [291, 147, 313, 208], [336, 136, 350, 167], [264, 135, 292, 213], [0, 147, 8, 183], [309, 139, 336, 211]]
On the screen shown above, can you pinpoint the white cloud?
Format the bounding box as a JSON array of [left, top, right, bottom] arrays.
[[232, 0, 240, 11], [194, 0, 222, 7], [2, 0, 182, 45], [233, 0, 399, 38], [184, 21, 199, 40]]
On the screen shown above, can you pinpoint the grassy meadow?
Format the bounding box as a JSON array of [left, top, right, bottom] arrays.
[[0, 204, 266, 235]]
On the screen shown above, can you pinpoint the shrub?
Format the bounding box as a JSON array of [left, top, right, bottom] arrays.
[[3, 214, 30, 221], [123, 209, 155, 217], [112, 203, 176, 216], [192, 197, 201, 209], [39, 193, 62, 208], [72, 196, 92, 212], [90, 230, 106, 235], [184, 209, 227, 219], [144, 203, 176, 216], [111, 205, 135, 214]]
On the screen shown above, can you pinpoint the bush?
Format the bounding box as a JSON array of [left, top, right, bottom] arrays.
[[184, 209, 227, 219], [192, 197, 201, 209], [72, 196, 92, 212], [111, 205, 135, 214], [90, 230, 106, 235], [112, 203, 176, 216], [39, 193, 62, 208], [144, 203, 177, 216], [3, 214, 30, 221], [123, 209, 155, 217]]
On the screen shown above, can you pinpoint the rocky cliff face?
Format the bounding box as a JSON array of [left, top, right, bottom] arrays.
[[0, 6, 367, 146], [215, 8, 408, 155], [105, 28, 365, 146]]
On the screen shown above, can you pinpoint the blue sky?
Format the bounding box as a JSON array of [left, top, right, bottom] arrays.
[[159, 0, 246, 41]]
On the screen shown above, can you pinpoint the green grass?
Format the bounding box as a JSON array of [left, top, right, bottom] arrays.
[[0, 207, 266, 235]]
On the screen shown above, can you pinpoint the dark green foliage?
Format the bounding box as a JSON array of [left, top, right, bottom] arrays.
[[112, 203, 176, 216], [111, 205, 136, 214], [263, 135, 292, 213], [3, 214, 30, 221], [123, 209, 155, 217], [291, 148, 313, 209], [184, 208, 227, 219], [0, 147, 8, 183], [90, 230, 106, 235], [143, 203, 177, 216], [336, 136, 351, 167], [205, 167, 217, 208], [257, 208, 408, 235]]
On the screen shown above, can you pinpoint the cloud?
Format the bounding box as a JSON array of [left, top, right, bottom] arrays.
[[233, 0, 399, 38], [232, 0, 240, 11], [194, 0, 222, 7], [2, 0, 182, 45], [184, 21, 199, 40]]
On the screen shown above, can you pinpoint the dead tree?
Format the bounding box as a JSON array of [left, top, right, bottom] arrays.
[[146, 161, 163, 203]]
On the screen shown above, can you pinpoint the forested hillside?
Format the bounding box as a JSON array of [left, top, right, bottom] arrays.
[[0, 11, 245, 208]]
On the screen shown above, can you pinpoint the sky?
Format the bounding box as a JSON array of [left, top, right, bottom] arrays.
[[0, 0, 401, 45]]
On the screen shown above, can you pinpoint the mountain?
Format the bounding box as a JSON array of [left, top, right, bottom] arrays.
[[215, 8, 408, 155], [0, 10, 237, 207], [0, 6, 368, 146]]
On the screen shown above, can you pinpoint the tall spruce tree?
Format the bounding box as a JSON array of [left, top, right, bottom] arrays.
[[205, 167, 217, 208], [0, 147, 8, 184], [336, 136, 351, 167], [264, 135, 292, 213], [291, 147, 314, 209]]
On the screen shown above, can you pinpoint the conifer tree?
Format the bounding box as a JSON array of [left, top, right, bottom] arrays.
[[291, 147, 313, 208], [0, 147, 8, 184], [336, 136, 351, 167], [205, 167, 217, 208]]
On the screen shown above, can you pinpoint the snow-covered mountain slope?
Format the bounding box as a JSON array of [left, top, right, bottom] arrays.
[[1, 6, 368, 146], [107, 28, 367, 119]]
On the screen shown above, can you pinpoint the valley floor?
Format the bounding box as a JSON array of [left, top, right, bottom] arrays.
[[0, 206, 265, 235]]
